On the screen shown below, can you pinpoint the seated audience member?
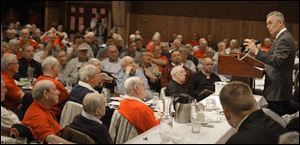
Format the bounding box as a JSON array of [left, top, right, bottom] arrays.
[[261, 37, 273, 52], [96, 36, 115, 60], [36, 56, 69, 118], [118, 77, 160, 134], [55, 50, 78, 86], [22, 80, 72, 144], [229, 39, 241, 54], [193, 38, 207, 59], [1, 76, 20, 136], [69, 93, 113, 144], [14, 45, 43, 81], [69, 64, 102, 104], [117, 56, 152, 99], [67, 36, 94, 61], [19, 28, 40, 51], [165, 65, 188, 97], [189, 57, 221, 101], [120, 42, 141, 64], [139, 51, 161, 92], [160, 50, 193, 88], [135, 36, 145, 51], [88, 58, 116, 93], [8, 39, 22, 59], [84, 32, 99, 57], [219, 81, 287, 144], [186, 32, 199, 47], [1, 53, 25, 110], [179, 48, 197, 73], [151, 45, 168, 72], [66, 43, 90, 78], [146, 33, 160, 52], [101, 45, 122, 79]]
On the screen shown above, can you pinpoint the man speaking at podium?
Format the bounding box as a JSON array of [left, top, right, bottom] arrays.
[[244, 11, 296, 116]]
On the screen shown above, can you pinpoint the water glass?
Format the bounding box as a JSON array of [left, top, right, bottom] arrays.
[[191, 122, 201, 133]]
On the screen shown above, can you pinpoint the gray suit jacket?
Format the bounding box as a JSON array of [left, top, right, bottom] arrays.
[[255, 29, 296, 101]]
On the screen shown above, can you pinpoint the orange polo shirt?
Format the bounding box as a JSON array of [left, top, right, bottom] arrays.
[[19, 39, 40, 50], [1, 71, 22, 110], [118, 97, 160, 134], [22, 100, 62, 142], [193, 49, 206, 59], [35, 75, 69, 116]]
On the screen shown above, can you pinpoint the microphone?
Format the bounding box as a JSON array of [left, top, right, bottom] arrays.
[[241, 40, 261, 53]]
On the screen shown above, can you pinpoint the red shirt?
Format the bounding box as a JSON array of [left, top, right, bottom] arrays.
[[118, 98, 159, 134], [1, 71, 22, 109], [22, 100, 62, 142], [187, 40, 198, 47], [19, 39, 40, 50], [35, 75, 69, 116], [153, 56, 169, 72], [193, 49, 206, 59]]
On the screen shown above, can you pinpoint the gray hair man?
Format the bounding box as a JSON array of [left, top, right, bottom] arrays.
[[22, 80, 73, 144]]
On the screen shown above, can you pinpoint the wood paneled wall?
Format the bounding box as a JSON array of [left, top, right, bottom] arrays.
[[130, 13, 299, 44]]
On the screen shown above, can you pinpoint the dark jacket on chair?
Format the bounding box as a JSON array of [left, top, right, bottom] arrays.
[[68, 85, 94, 104], [226, 109, 287, 144], [69, 114, 113, 144]]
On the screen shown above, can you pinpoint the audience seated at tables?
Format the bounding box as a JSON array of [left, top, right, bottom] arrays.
[[1, 76, 20, 136], [13, 45, 43, 81], [36, 56, 69, 118], [160, 50, 193, 88], [1, 53, 25, 110], [101, 45, 122, 79], [179, 47, 197, 73], [139, 51, 161, 92], [7, 39, 22, 59], [192, 38, 207, 59], [219, 81, 287, 144], [151, 45, 169, 73], [55, 50, 78, 86], [19, 28, 39, 51], [69, 93, 113, 144], [117, 56, 152, 99], [117, 76, 159, 134], [69, 64, 102, 104], [165, 65, 188, 97], [22, 80, 73, 144], [120, 42, 141, 64], [189, 57, 221, 101]]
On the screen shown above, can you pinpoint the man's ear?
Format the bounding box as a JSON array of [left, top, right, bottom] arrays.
[[223, 107, 231, 120], [43, 90, 48, 100]]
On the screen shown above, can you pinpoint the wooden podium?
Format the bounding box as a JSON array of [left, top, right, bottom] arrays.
[[218, 54, 265, 88]]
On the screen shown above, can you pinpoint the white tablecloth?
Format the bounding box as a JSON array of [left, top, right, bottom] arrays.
[[125, 94, 268, 144]]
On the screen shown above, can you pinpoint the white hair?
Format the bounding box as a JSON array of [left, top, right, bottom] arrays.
[[79, 64, 98, 82], [278, 131, 299, 144], [83, 93, 104, 114], [121, 56, 134, 68], [88, 58, 101, 66], [32, 80, 55, 100], [170, 65, 184, 79], [41, 56, 59, 72], [8, 39, 19, 46], [124, 76, 145, 94], [267, 11, 285, 23], [1, 53, 17, 70]]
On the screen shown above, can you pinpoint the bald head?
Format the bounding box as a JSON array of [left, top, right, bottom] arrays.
[[121, 56, 135, 68], [83, 93, 106, 119]]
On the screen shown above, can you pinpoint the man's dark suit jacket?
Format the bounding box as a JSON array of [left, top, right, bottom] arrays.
[[226, 109, 287, 144], [255, 29, 296, 102], [69, 114, 113, 144], [165, 79, 187, 97]]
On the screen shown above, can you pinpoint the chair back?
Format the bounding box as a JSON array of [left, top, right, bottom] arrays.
[[263, 108, 288, 127], [59, 126, 95, 144], [60, 101, 83, 128], [109, 110, 138, 144]]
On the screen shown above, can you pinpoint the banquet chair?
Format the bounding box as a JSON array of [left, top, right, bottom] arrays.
[[58, 126, 95, 144], [109, 110, 138, 144], [59, 101, 83, 128]]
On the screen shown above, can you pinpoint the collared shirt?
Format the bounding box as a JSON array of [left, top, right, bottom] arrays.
[[101, 58, 122, 79], [123, 95, 146, 105], [78, 81, 98, 93], [81, 110, 102, 124], [276, 28, 287, 39], [22, 100, 62, 142]]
